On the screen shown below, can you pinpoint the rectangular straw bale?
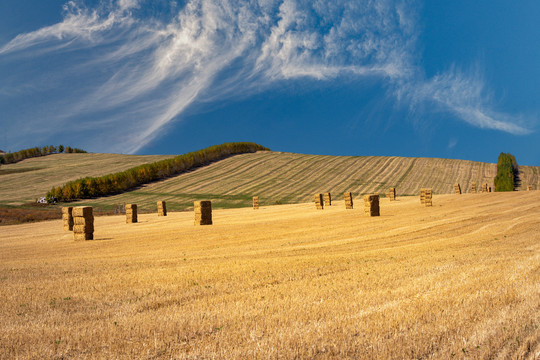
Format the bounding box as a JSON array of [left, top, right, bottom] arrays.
[[364, 194, 380, 217], [324, 193, 332, 206], [344, 192, 353, 209], [527, 185, 532, 191], [62, 207, 74, 231], [126, 204, 138, 223], [157, 201, 167, 216], [471, 182, 476, 193], [314, 193, 324, 210], [74, 233, 93, 241], [420, 188, 426, 204], [454, 183, 461, 195], [194, 200, 212, 225], [74, 217, 93, 225], [253, 196, 259, 210], [72, 206, 93, 218], [73, 223, 94, 234], [482, 183, 488, 193]]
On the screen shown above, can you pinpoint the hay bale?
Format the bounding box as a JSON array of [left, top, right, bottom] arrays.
[[126, 204, 138, 223], [364, 194, 380, 217], [72, 206, 93, 241], [253, 196, 259, 210], [344, 192, 353, 209], [527, 185, 533, 191], [157, 201, 167, 216], [324, 193, 332, 206], [194, 200, 212, 225], [482, 183, 488, 193], [386, 188, 396, 201], [454, 183, 461, 195], [314, 193, 324, 210], [420, 188, 426, 204], [471, 182, 477, 193], [424, 188, 433, 207], [62, 206, 74, 231]]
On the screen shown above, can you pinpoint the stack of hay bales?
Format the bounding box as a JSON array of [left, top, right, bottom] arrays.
[[527, 185, 533, 191], [420, 188, 426, 204], [62, 206, 74, 231], [364, 194, 380, 217], [314, 194, 324, 210], [194, 201, 212, 225], [253, 196, 259, 210], [157, 201, 167, 216], [454, 183, 461, 195], [126, 204, 137, 223], [482, 183, 488, 193], [424, 189, 433, 207], [344, 192, 353, 209], [386, 188, 396, 201], [73, 206, 93, 241], [471, 182, 477, 193], [324, 193, 332, 207]]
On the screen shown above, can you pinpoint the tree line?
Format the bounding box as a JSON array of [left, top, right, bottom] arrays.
[[0, 145, 87, 165], [494, 152, 518, 192], [46, 142, 269, 202]]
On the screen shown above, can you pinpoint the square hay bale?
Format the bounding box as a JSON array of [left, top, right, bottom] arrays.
[[126, 204, 138, 223], [424, 188, 433, 207], [471, 182, 477, 193], [314, 193, 324, 210], [72, 206, 93, 241], [386, 188, 396, 201], [454, 183, 461, 195], [253, 196, 259, 210], [324, 193, 332, 206], [527, 185, 533, 191], [482, 183, 488, 193], [344, 192, 353, 209], [194, 200, 212, 225], [72, 206, 93, 218], [62, 206, 74, 231], [157, 201, 167, 216], [364, 194, 380, 217]]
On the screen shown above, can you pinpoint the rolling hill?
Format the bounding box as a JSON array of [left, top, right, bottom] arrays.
[[1, 150, 539, 211]]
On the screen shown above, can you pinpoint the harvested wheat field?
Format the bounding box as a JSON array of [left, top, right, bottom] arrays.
[[1, 192, 539, 359]]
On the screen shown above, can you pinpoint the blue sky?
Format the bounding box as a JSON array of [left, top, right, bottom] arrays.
[[1, 1, 539, 165]]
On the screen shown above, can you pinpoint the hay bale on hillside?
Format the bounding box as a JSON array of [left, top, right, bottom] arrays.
[[344, 192, 353, 209], [253, 196, 259, 210], [471, 182, 477, 193], [324, 193, 332, 206], [62, 206, 74, 231], [364, 194, 380, 217], [126, 204, 138, 223], [424, 188, 433, 207], [454, 183, 461, 195], [527, 185, 533, 191], [194, 201, 212, 225], [314, 194, 324, 210], [157, 201, 167, 216], [386, 188, 396, 201], [482, 183, 488, 193], [72, 206, 93, 241]]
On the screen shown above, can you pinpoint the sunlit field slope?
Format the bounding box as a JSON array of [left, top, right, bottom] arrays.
[[1, 191, 539, 358], [70, 152, 540, 211], [0, 153, 175, 205]]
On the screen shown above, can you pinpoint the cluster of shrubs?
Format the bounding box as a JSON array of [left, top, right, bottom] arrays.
[[494, 152, 518, 192], [0, 145, 86, 165], [46, 142, 269, 203]]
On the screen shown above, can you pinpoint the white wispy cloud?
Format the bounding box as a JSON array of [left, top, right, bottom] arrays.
[[0, 0, 530, 153]]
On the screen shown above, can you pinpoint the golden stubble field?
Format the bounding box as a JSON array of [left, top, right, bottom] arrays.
[[1, 192, 539, 359]]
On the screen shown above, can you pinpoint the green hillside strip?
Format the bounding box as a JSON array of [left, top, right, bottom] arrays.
[[47, 142, 270, 202]]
